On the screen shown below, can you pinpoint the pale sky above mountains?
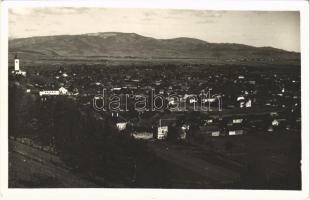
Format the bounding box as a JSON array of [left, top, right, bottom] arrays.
[[9, 8, 300, 52]]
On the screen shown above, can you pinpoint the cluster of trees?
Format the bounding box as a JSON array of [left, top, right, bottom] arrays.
[[9, 80, 301, 189], [9, 81, 144, 185]]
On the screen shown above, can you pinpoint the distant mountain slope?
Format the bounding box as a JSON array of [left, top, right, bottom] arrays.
[[9, 32, 300, 62]]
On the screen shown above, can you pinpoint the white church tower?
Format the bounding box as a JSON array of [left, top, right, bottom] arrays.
[[13, 54, 26, 76], [14, 54, 20, 71]]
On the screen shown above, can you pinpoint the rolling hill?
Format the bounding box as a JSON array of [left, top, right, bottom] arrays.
[[9, 32, 300, 65]]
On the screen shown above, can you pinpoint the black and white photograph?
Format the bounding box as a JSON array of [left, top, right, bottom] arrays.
[[0, 0, 309, 199]]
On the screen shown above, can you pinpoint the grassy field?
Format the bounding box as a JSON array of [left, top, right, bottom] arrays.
[[145, 131, 301, 189], [8, 130, 301, 189], [9, 140, 99, 188], [8, 55, 300, 68]]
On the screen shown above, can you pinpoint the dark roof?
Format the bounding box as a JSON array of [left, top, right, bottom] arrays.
[[227, 124, 244, 130], [116, 115, 127, 123], [200, 125, 220, 132]]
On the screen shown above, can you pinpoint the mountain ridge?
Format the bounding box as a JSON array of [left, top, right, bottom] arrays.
[[9, 32, 300, 64]]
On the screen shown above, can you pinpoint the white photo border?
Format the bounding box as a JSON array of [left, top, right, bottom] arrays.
[[0, 1, 309, 200]]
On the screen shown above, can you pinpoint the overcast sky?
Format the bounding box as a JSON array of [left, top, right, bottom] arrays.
[[9, 8, 300, 52]]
